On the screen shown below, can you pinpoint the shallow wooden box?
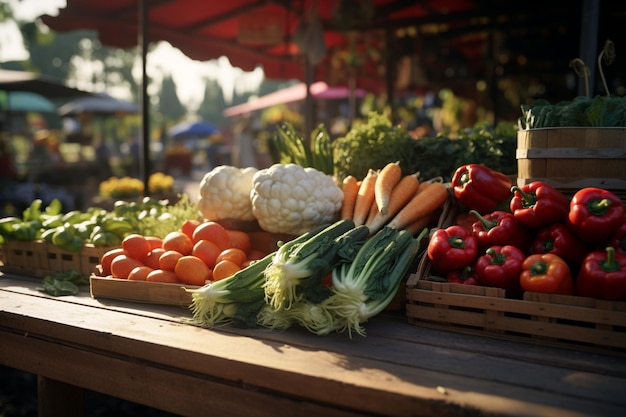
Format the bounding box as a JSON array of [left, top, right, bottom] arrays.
[[90, 275, 197, 306], [517, 127, 626, 199], [89, 227, 294, 306]]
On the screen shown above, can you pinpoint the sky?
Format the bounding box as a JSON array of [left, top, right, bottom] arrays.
[[0, 0, 264, 108]]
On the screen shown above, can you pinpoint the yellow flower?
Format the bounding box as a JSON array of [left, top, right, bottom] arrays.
[[148, 172, 174, 194], [99, 176, 144, 198]]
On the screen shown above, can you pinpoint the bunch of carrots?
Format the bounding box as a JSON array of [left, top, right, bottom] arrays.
[[340, 161, 449, 236]]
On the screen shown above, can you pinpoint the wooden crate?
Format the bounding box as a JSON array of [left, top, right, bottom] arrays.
[[45, 243, 84, 276], [517, 128, 626, 199], [87, 228, 290, 307], [90, 275, 197, 306], [0, 240, 49, 276], [405, 185, 626, 352], [79, 244, 117, 277], [406, 252, 626, 352], [1, 240, 117, 279]]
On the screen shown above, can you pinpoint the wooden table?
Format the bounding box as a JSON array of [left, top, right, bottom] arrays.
[[1, 272, 625, 417]]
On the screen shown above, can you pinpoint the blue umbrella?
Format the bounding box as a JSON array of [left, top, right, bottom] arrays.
[[6, 91, 57, 113], [58, 93, 138, 116], [167, 120, 219, 139]]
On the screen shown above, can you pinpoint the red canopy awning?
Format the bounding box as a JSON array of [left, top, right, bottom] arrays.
[[40, 0, 484, 94], [223, 81, 367, 117]]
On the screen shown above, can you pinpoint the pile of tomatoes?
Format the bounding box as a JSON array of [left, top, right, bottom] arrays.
[[99, 220, 268, 286]]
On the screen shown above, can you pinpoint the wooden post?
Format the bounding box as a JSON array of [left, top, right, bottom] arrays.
[[138, 0, 151, 195], [38, 376, 84, 417], [304, 57, 315, 143], [578, 0, 600, 96]]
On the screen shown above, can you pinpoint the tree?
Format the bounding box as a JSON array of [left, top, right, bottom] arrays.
[[19, 23, 139, 100], [158, 75, 186, 122], [197, 78, 229, 126]]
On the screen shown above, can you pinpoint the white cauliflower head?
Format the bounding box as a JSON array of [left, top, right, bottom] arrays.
[[250, 163, 344, 235], [198, 165, 259, 221]]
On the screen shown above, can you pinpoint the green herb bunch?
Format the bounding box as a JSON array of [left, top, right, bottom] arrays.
[[332, 112, 416, 182]]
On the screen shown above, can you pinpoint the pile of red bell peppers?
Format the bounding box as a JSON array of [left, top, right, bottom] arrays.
[[427, 164, 626, 300]]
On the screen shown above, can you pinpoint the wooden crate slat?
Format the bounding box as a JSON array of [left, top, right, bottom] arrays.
[[89, 276, 197, 306], [45, 243, 82, 276], [79, 245, 117, 277], [414, 284, 626, 326], [407, 253, 626, 351], [1, 240, 48, 275]]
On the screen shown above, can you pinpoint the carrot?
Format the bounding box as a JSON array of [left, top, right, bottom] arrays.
[[374, 161, 402, 216], [386, 181, 449, 230], [352, 169, 378, 226], [340, 175, 360, 220], [404, 208, 441, 236], [365, 198, 379, 227], [366, 172, 421, 234]]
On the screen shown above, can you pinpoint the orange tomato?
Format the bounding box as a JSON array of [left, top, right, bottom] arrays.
[[146, 269, 180, 283], [247, 249, 269, 262], [175, 255, 212, 286], [122, 233, 151, 261], [226, 229, 251, 254], [212, 259, 241, 281], [181, 219, 201, 240], [110, 255, 144, 279], [159, 250, 184, 271], [162, 231, 193, 255], [128, 265, 154, 281], [192, 221, 230, 250], [144, 247, 165, 270], [191, 239, 221, 269], [145, 236, 164, 251], [216, 247, 247, 267], [99, 247, 125, 276]]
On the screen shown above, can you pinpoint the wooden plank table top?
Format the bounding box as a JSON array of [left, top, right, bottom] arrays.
[[1, 272, 625, 417]]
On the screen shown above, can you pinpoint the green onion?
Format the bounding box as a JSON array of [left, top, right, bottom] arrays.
[[323, 227, 427, 336], [263, 219, 369, 311], [259, 227, 427, 337], [188, 224, 331, 328], [187, 253, 272, 328]]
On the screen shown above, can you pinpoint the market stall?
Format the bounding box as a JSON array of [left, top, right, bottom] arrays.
[[1, 109, 626, 416], [1, 273, 625, 417]]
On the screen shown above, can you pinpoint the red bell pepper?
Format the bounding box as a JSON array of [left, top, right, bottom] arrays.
[[469, 209, 531, 253], [427, 225, 478, 274], [451, 164, 512, 214], [446, 266, 480, 286], [567, 188, 625, 244], [474, 245, 525, 297], [576, 247, 626, 301], [520, 253, 574, 295], [605, 214, 626, 255], [530, 223, 589, 272], [510, 181, 570, 229]]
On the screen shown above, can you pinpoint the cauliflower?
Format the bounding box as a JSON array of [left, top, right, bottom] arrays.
[[250, 163, 344, 235], [198, 165, 259, 221]]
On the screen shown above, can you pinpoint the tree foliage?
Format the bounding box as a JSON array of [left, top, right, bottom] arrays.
[[197, 78, 229, 126], [158, 75, 186, 122]]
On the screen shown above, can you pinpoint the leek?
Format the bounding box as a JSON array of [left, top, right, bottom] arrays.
[[188, 225, 327, 328], [259, 227, 427, 337], [257, 300, 337, 334], [323, 227, 426, 336], [263, 219, 369, 311], [187, 253, 271, 328]]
